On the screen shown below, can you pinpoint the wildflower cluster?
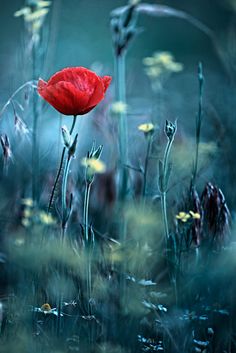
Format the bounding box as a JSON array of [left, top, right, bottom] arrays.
[[176, 210, 201, 223]]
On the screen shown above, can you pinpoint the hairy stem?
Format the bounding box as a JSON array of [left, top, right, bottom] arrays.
[[48, 115, 77, 212]]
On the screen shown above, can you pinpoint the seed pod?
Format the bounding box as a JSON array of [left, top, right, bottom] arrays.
[[201, 182, 230, 247]]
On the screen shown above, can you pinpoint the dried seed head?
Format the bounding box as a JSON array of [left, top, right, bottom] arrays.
[[201, 182, 230, 247], [14, 115, 29, 136], [0, 134, 12, 161], [165, 120, 177, 140]]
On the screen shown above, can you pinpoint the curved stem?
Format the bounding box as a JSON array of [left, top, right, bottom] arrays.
[[48, 115, 77, 212], [0, 81, 37, 118]]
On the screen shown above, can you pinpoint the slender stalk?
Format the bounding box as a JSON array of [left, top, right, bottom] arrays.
[[0, 81, 37, 118], [83, 182, 92, 244], [161, 138, 174, 241], [192, 62, 204, 187], [61, 156, 72, 239], [115, 53, 128, 201], [143, 135, 152, 198], [83, 181, 93, 316], [48, 115, 77, 212]]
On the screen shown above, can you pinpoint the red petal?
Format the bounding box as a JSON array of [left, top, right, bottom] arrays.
[[102, 76, 112, 93], [48, 67, 100, 93], [39, 81, 90, 115], [38, 68, 112, 116]]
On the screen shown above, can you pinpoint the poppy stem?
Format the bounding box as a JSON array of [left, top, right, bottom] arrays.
[[47, 115, 77, 213]]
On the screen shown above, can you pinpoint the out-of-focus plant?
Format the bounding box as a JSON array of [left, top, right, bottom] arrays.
[[14, 0, 51, 47], [14, 1, 52, 204], [143, 51, 183, 91], [81, 143, 105, 348], [201, 182, 230, 249], [159, 120, 177, 244], [110, 1, 140, 201], [138, 122, 155, 198]]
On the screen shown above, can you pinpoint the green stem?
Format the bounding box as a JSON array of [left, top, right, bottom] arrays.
[[161, 138, 174, 241], [83, 182, 92, 243], [61, 156, 72, 239], [192, 63, 204, 187], [115, 53, 128, 201], [48, 115, 77, 212], [32, 43, 39, 204], [143, 136, 152, 198], [83, 181, 93, 316]]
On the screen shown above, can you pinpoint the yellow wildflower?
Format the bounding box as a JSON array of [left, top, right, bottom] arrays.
[[21, 198, 33, 207], [24, 8, 49, 22], [14, 7, 31, 17], [189, 210, 201, 219], [41, 303, 51, 312], [176, 212, 191, 222], [22, 218, 30, 227], [39, 211, 56, 225], [82, 158, 106, 174], [111, 101, 128, 114], [23, 208, 32, 218], [138, 123, 154, 133]]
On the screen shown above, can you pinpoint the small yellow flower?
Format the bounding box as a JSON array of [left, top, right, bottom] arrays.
[[37, 1, 52, 8], [14, 7, 31, 17], [21, 198, 33, 207], [41, 303, 51, 312], [24, 8, 49, 22], [145, 66, 162, 78], [138, 123, 154, 133], [176, 212, 191, 223], [189, 210, 201, 219], [82, 158, 106, 174], [143, 57, 156, 66], [111, 101, 128, 114], [22, 218, 30, 227], [154, 52, 173, 65], [39, 211, 56, 225], [23, 208, 32, 218]]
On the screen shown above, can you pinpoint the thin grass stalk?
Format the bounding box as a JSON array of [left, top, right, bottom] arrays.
[[161, 138, 174, 241], [48, 115, 77, 212], [31, 38, 42, 205], [192, 62, 204, 187], [61, 156, 72, 239], [83, 181, 93, 314], [142, 135, 152, 198]]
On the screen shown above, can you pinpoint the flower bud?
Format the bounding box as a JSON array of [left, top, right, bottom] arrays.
[[68, 133, 78, 159], [61, 125, 71, 148], [165, 120, 177, 140]]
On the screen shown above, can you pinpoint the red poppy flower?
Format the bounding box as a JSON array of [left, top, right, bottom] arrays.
[[37, 67, 112, 116]]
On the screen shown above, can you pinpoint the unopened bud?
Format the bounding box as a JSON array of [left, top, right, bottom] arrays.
[[61, 125, 71, 148], [165, 120, 177, 140], [68, 133, 78, 158]]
